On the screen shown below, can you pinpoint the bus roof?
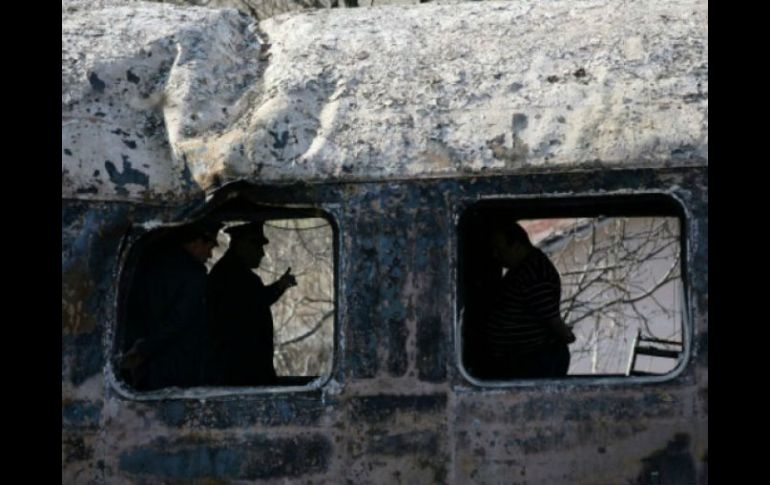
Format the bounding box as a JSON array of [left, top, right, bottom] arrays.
[[62, 0, 707, 203]]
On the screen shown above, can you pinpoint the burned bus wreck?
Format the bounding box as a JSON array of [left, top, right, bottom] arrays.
[[62, 0, 707, 483]]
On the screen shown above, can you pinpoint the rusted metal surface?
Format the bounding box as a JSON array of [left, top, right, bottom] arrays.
[[63, 0, 707, 482], [63, 0, 707, 203], [62, 167, 707, 483]]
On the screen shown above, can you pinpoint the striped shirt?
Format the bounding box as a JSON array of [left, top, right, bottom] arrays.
[[483, 247, 562, 357]]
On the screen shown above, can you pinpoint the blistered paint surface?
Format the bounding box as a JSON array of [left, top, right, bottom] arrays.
[[62, 167, 707, 483], [62, 0, 263, 202], [62, 0, 707, 203]]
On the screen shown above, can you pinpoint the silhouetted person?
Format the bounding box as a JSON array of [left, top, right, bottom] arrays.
[[207, 222, 297, 386], [121, 221, 221, 390], [477, 217, 575, 379], [462, 210, 505, 377]]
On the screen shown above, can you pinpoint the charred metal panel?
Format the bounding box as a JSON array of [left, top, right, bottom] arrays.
[[411, 187, 451, 382], [454, 389, 686, 426], [62, 199, 205, 391], [367, 429, 440, 456], [62, 166, 706, 482], [119, 434, 332, 480], [62, 400, 102, 430], [62, 430, 105, 484], [63, 432, 96, 464], [417, 316, 446, 382], [155, 394, 328, 428], [344, 184, 452, 379], [346, 394, 449, 483], [63, 331, 104, 387], [345, 187, 402, 378], [349, 394, 447, 424]]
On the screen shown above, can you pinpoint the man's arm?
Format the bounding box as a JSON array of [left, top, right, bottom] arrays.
[[264, 267, 297, 305]]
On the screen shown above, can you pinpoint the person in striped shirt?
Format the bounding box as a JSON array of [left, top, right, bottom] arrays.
[[480, 218, 576, 379]]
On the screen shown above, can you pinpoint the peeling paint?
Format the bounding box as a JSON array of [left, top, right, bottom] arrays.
[[119, 435, 332, 479], [350, 394, 447, 424], [62, 400, 102, 429], [155, 395, 327, 428], [63, 433, 95, 464], [105, 159, 150, 189], [62, 0, 706, 481], [62, 166, 706, 482], [368, 430, 440, 456], [63, 0, 707, 203]]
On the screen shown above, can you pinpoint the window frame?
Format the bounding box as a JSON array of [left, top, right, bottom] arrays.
[[108, 203, 341, 401], [453, 190, 693, 388]]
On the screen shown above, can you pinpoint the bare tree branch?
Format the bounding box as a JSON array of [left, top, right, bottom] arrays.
[[277, 310, 334, 347], [538, 216, 684, 375]]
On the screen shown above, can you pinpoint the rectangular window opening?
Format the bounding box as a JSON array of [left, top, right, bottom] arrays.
[[117, 207, 336, 393], [459, 195, 687, 381]]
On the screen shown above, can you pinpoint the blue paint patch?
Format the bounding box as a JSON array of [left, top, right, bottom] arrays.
[[417, 316, 446, 382], [268, 130, 290, 149], [89, 72, 106, 93], [111, 128, 131, 137], [512, 113, 528, 133], [347, 233, 380, 378], [158, 401, 187, 427], [120, 435, 331, 480], [276, 400, 293, 422], [126, 69, 141, 84], [63, 331, 104, 386], [62, 401, 101, 428], [179, 155, 199, 190], [62, 205, 132, 334], [64, 209, 101, 262], [156, 397, 325, 429], [368, 430, 439, 456], [120, 444, 243, 479], [105, 159, 150, 189]]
